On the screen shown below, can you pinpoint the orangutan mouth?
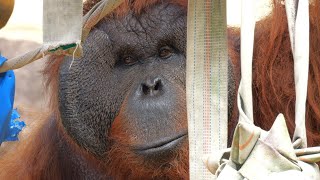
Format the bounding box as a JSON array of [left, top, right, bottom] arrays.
[[134, 133, 187, 155]]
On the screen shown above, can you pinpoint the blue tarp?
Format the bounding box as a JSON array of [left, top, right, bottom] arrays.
[[0, 55, 25, 145]]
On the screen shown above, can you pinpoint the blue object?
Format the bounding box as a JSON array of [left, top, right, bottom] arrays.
[[0, 55, 25, 145], [5, 109, 25, 141], [0, 55, 6, 66]]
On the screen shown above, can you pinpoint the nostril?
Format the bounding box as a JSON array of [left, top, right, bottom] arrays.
[[154, 79, 161, 91], [142, 83, 150, 95], [141, 78, 162, 96]]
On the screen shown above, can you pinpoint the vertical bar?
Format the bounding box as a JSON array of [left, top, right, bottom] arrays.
[[186, 0, 228, 179], [43, 0, 82, 44]]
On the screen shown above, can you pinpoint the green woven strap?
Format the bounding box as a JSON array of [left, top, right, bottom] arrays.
[[186, 0, 228, 179]]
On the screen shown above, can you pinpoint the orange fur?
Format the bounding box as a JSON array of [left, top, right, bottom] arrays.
[[107, 115, 189, 179], [105, 92, 189, 179], [1, 0, 319, 178], [252, 0, 320, 146], [228, 1, 320, 147], [83, 0, 187, 16]]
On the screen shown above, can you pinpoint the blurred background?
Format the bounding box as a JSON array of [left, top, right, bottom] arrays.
[[0, 0, 44, 117], [0, 0, 271, 116]]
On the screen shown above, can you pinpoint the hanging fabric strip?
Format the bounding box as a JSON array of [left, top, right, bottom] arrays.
[[204, 1, 320, 179], [43, 0, 83, 50], [237, 0, 255, 123], [186, 0, 228, 179], [0, 0, 124, 73], [285, 0, 309, 149]]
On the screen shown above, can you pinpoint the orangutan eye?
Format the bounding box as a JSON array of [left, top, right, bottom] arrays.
[[122, 56, 137, 65], [159, 46, 173, 59]]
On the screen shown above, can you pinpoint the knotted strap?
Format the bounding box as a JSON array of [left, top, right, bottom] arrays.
[[204, 0, 320, 179]]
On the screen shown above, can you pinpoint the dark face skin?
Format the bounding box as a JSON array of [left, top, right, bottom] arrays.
[[59, 2, 188, 166]]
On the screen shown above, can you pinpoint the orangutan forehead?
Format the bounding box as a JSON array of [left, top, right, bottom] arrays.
[[93, 2, 187, 60], [83, 0, 188, 16], [97, 2, 187, 33]]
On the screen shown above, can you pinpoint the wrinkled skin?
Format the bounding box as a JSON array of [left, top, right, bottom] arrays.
[[0, 0, 319, 179], [59, 2, 191, 178]]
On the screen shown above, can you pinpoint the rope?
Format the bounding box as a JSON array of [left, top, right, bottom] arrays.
[[0, 0, 124, 73]]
